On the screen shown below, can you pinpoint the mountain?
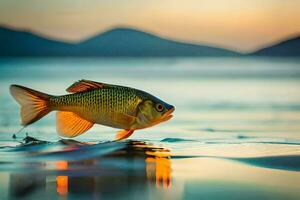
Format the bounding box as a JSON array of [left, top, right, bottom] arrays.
[[0, 27, 74, 56], [0, 26, 240, 57], [75, 28, 240, 56], [251, 35, 300, 57]]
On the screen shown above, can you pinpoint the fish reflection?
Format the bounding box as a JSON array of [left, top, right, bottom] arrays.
[[8, 140, 172, 199], [145, 147, 172, 189], [56, 161, 68, 195]]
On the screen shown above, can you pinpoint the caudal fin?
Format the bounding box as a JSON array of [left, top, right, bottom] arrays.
[[10, 85, 52, 126]]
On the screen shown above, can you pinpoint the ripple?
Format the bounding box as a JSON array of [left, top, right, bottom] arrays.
[[161, 137, 198, 142]]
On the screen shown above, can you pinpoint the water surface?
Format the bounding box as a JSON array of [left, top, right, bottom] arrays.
[[0, 57, 299, 200]]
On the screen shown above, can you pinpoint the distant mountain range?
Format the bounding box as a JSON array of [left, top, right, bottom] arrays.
[[0, 26, 299, 57], [250, 36, 300, 57]]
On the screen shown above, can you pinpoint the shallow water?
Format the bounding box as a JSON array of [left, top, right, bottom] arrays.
[[0, 57, 300, 200]]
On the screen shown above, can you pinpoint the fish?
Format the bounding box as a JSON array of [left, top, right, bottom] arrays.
[[9, 79, 175, 140]]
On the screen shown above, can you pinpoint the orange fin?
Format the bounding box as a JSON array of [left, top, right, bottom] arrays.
[[10, 85, 52, 126], [115, 130, 134, 141], [56, 111, 94, 138], [66, 79, 109, 93]]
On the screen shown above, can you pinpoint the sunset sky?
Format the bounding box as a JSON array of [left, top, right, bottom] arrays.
[[0, 0, 299, 52]]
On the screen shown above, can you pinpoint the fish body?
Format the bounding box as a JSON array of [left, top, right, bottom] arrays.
[[10, 80, 175, 140]]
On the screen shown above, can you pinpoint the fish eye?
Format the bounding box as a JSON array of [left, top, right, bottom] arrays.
[[155, 103, 164, 112]]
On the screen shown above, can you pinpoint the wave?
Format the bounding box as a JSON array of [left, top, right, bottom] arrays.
[[171, 154, 300, 172], [1, 136, 300, 173]]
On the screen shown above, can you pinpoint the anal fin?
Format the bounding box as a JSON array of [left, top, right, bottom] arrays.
[[115, 130, 134, 141], [57, 111, 94, 138]]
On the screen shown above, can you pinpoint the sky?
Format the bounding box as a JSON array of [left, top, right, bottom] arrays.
[[0, 0, 300, 52]]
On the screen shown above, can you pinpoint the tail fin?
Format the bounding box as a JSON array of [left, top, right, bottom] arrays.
[[10, 85, 53, 126]]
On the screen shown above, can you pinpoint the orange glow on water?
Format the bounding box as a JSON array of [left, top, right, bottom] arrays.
[[56, 161, 69, 196], [145, 151, 172, 189], [56, 176, 68, 195]]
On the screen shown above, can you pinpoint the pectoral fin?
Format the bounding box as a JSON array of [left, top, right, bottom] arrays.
[[115, 130, 134, 141], [57, 111, 94, 138]]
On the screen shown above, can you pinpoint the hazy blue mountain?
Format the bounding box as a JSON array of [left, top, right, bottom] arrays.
[[251, 35, 300, 57], [0, 27, 74, 56], [0, 26, 240, 57], [75, 28, 240, 56]]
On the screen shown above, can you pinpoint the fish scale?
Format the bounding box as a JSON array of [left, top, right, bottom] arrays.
[[49, 87, 142, 127]]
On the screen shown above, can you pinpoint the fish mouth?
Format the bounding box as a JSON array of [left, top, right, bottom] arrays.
[[139, 106, 175, 128], [155, 107, 175, 124]]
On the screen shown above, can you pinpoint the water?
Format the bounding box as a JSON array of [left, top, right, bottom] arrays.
[[0, 57, 300, 200]]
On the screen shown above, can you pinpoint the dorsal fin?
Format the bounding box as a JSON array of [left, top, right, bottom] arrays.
[[66, 79, 107, 93]]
